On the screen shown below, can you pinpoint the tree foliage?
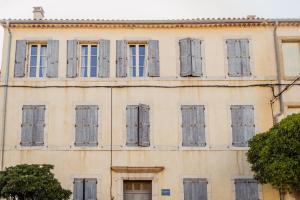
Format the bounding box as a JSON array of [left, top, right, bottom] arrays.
[[247, 113, 300, 195], [0, 164, 71, 200]]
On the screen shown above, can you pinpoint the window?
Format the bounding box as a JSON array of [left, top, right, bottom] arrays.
[[126, 104, 150, 147], [179, 38, 203, 77], [75, 105, 98, 146], [282, 42, 300, 77], [129, 44, 146, 77], [226, 39, 251, 77], [183, 178, 208, 200], [231, 105, 255, 147], [28, 44, 47, 78], [73, 178, 97, 200], [234, 179, 259, 200], [181, 105, 206, 147], [21, 105, 45, 146], [124, 180, 152, 200], [80, 44, 98, 77]]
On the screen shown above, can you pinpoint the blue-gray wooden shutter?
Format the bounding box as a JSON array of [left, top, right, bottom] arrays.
[[184, 178, 208, 200], [75, 105, 86, 146], [67, 40, 78, 78], [138, 104, 150, 147], [116, 40, 127, 77], [231, 105, 255, 147], [240, 39, 251, 76], [194, 105, 206, 146], [47, 40, 59, 78], [86, 105, 98, 146], [235, 179, 258, 200], [191, 39, 202, 76], [227, 39, 242, 77], [32, 105, 45, 146], [180, 38, 192, 76], [148, 40, 160, 77], [98, 39, 110, 78], [74, 178, 84, 200], [85, 178, 97, 200], [14, 40, 27, 77], [21, 105, 34, 146], [182, 105, 194, 146], [126, 105, 138, 146]]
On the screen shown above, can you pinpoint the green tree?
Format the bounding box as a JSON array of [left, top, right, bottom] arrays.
[[247, 113, 300, 200], [0, 164, 71, 200]]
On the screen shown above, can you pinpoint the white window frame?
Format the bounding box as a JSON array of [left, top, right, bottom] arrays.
[[128, 43, 148, 78], [280, 40, 300, 78], [28, 43, 48, 78], [79, 43, 98, 78]]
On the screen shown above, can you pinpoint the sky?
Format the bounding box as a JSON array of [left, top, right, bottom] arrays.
[[0, 0, 300, 67]]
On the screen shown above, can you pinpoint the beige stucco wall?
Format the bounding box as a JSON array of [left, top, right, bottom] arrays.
[[0, 25, 299, 200]]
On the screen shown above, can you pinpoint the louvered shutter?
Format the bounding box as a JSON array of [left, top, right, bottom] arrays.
[[116, 40, 127, 77], [235, 179, 258, 200], [14, 40, 27, 77], [74, 179, 84, 200], [138, 104, 150, 147], [21, 105, 34, 146], [126, 105, 138, 146], [86, 105, 98, 146], [180, 38, 192, 76], [47, 40, 59, 78], [33, 105, 45, 146], [181, 105, 194, 146], [240, 39, 251, 76], [85, 179, 97, 200], [148, 40, 160, 77], [184, 178, 208, 200], [194, 105, 206, 146], [191, 39, 202, 76], [227, 39, 242, 77], [98, 39, 110, 78], [75, 105, 86, 146], [67, 40, 78, 78], [242, 105, 255, 146]]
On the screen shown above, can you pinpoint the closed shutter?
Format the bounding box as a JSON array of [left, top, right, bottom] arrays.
[[85, 179, 97, 200], [191, 39, 202, 76], [21, 105, 34, 146], [75, 105, 86, 146], [98, 39, 110, 78], [74, 179, 84, 200], [47, 40, 59, 78], [235, 179, 259, 200], [227, 39, 242, 77], [126, 105, 139, 146], [138, 104, 150, 147], [86, 105, 98, 146], [180, 38, 192, 76], [116, 40, 127, 77], [67, 40, 78, 78], [33, 105, 45, 146], [148, 40, 160, 77], [240, 39, 251, 76], [14, 40, 27, 77], [183, 178, 208, 200], [182, 105, 194, 146], [194, 105, 206, 146]]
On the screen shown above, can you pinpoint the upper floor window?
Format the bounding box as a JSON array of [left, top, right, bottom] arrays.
[[80, 44, 98, 77], [282, 41, 300, 77], [129, 44, 146, 77], [226, 39, 251, 77], [29, 44, 47, 78]]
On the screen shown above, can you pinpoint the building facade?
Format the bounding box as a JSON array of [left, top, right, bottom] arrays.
[[0, 9, 300, 200]]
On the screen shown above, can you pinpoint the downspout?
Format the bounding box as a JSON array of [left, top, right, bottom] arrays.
[[110, 87, 114, 200], [1, 21, 12, 170]]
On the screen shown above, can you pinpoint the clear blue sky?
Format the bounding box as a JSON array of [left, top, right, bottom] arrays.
[[0, 0, 300, 67]]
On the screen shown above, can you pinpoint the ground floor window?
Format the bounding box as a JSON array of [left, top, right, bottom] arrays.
[[124, 180, 152, 200]]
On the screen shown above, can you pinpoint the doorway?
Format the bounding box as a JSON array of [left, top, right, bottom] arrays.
[[123, 180, 152, 200]]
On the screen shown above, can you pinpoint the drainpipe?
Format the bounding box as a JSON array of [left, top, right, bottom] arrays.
[[1, 21, 12, 170]]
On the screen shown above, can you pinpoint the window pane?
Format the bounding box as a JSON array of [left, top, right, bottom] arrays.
[[139, 67, 144, 77], [81, 56, 88, 67], [81, 67, 87, 77], [132, 67, 136, 77], [90, 66, 97, 77], [31, 45, 38, 56], [282, 42, 300, 76], [139, 45, 145, 55], [91, 45, 97, 56], [40, 45, 47, 56], [29, 67, 36, 77], [81, 45, 88, 55], [91, 56, 97, 67], [130, 45, 136, 55], [30, 56, 37, 67], [139, 55, 145, 66]]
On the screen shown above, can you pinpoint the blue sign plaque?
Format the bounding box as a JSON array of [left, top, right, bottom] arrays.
[[161, 189, 171, 196]]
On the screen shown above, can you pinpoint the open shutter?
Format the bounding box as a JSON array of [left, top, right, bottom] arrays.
[[231, 105, 244, 147], [47, 40, 59, 78], [194, 105, 206, 146], [240, 39, 251, 76], [197, 179, 208, 200], [116, 40, 127, 77], [235, 179, 258, 200], [227, 39, 241, 77], [138, 104, 150, 147], [148, 40, 160, 77], [74, 179, 84, 200], [86, 105, 98, 146], [183, 179, 193, 200], [21, 105, 34, 146], [14, 40, 27, 77], [126, 105, 138, 146], [180, 38, 192, 76], [85, 179, 97, 200], [191, 39, 202, 76], [75, 105, 86, 146], [33, 105, 45, 146], [242, 105, 255, 146], [67, 40, 78, 78], [181, 105, 194, 146], [98, 39, 110, 77]]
